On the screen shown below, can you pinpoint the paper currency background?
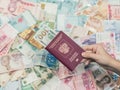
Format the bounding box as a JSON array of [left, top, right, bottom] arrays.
[[0, 0, 120, 90]]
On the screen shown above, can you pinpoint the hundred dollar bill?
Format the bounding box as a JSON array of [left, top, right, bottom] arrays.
[[32, 49, 59, 70], [34, 29, 56, 46], [9, 10, 36, 32], [0, 52, 25, 74], [0, 24, 18, 51]]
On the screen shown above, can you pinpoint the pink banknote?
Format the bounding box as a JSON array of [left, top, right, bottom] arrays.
[[108, 5, 120, 20], [62, 71, 97, 90], [0, 24, 18, 51]]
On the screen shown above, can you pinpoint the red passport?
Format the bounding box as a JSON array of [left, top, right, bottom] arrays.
[[45, 31, 84, 71]]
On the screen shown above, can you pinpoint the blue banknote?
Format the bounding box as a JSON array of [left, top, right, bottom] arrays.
[[103, 20, 120, 33], [32, 49, 59, 70]]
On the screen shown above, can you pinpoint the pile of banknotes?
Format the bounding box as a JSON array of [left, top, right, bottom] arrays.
[[0, 0, 120, 90]]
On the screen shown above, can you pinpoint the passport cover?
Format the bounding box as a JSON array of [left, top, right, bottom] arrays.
[[45, 31, 84, 71]]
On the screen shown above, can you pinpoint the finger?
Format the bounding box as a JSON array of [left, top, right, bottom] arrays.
[[82, 52, 99, 60], [84, 60, 91, 66], [81, 59, 88, 63], [82, 45, 97, 51]]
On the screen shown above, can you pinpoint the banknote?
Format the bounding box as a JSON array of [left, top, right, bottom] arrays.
[[0, 73, 10, 87], [58, 0, 77, 15], [61, 71, 97, 90], [0, 39, 14, 56], [85, 16, 103, 32], [4, 80, 21, 90], [69, 26, 88, 39], [0, 0, 37, 16], [19, 28, 35, 40], [55, 63, 85, 79], [75, 1, 92, 16], [28, 36, 44, 49], [34, 29, 56, 46], [108, 5, 120, 20], [9, 10, 36, 32], [115, 33, 120, 53], [86, 62, 117, 90], [35, 2, 58, 22], [10, 36, 25, 50], [74, 34, 96, 47], [21, 68, 39, 86], [55, 63, 74, 79], [16, 40, 37, 58], [39, 76, 71, 90], [65, 15, 88, 28], [92, 1, 108, 20], [22, 84, 34, 90], [0, 52, 26, 73], [102, 42, 116, 58], [108, 0, 120, 5], [0, 24, 18, 51], [76, 0, 108, 17], [22, 66, 53, 86], [0, 87, 3, 90], [18, 27, 44, 49], [0, 14, 9, 28], [96, 32, 115, 43], [57, 15, 88, 33], [103, 20, 120, 33], [10, 69, 26, 81], [32, 49, 59, 69]]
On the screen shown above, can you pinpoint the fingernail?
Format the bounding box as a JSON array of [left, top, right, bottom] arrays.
[[82, 52, 85, 56]]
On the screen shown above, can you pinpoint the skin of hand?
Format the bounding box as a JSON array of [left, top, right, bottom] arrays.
[[81, 44, 120, 75]]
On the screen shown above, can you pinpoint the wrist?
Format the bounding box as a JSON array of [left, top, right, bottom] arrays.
[[109, 59, 120, 69]]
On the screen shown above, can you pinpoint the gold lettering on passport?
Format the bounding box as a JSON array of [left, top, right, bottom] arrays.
[[69, 52, 79, 62], [58, 43, 70, 54]]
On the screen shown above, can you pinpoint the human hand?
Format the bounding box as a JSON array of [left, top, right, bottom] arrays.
[[81, 44, 115, 67]]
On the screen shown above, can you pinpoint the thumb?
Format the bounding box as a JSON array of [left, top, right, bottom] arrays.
[[82, 52, 99, 60]]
